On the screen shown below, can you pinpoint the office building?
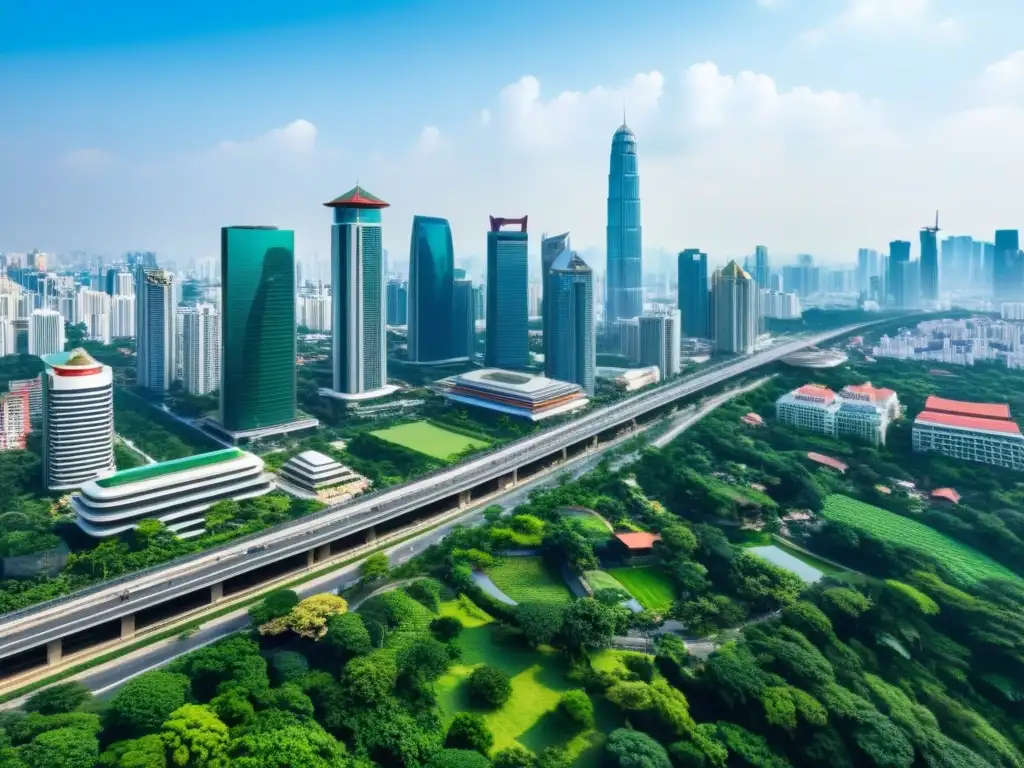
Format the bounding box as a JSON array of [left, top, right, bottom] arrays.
[[888, 240, 912, 307], [605, 122, 643, 332], [776, 382, 900, 446], [447, 369, 588, 421], [857, 248, 879, 293], [711, 261, 757, 355], [181, 304, 220, 395], [759, 289, 802, 319], [994, 230, 1021, 302], [386, 280, 408, 326], [41, 349, 115, 491], [0, 318, 16, 357], [677, 249, 710, 338], [407, 216, 455, 363], [28, 309, 64, 357], [324, 186, 396, 399], [919, 221, 939, 303], [485, 216, 529, 369], [216, 226, 315, 440], [638, 311, 681, 379], [452, 278, 475, 360], [136, 268, 176, 392], [541, 232, 571, 364], [545, 251, 595, 394], [754, 245, 770, 288], [72, 449, 272, 538], [110, 295, 135, 339], [912, 397, 1024, 471], [618, 317, 641, 364], [614, 366, 660, 392], [0, 390, 30, 451], [9, 376, 42, 422]]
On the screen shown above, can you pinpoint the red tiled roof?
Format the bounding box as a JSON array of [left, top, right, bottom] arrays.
[[924, 396, 1010, 420], [741, 412, 764, 425], [323, 185, 390, 209], [931, 488, 961, 504], [795, 385, 835, 403], [915, 410, 1022, 435], [842, 382, 896, 403], [614, 532, 662, 550], [806, 452, 848, 472]]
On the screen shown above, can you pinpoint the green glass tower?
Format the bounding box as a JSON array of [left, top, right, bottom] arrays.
[[219, 226, 297, 432]]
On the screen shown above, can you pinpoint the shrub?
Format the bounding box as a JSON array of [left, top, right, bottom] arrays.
[[427, 748, 492, 768], [605, 728, 672, 768], [24, 682, 92, 715], [267, 650, 309, 685], [493, 744, 538, 768], [623, 654, 655, 683], [558, 690, 595, 729], [467, 665, 513, 708], [431, 615, 464, 641], [407, 578, 444, 612], [248, 589, 299, 626], [445, 712, 494, 754]]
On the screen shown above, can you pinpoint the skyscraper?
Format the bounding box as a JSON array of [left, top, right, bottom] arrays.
[[485, 216, 529, 369], [541, 232, 571, 365], [545, 251, 595, 394], [711, 261, 757, 355], [994, 230, 1021, 301], [218, 226, 307, 438], [919, 216, 940, 303], [605, 122, 642, 332], [453, 278, 475, 360], [407, 216, 455, 364], [754, 245, 770, 289], [386, 280, 408, 326], [888, 240, 912, 307], [136, 268, 176, 392], [325, 186, 393, 398], [28, 309, 64, 357], [638, 311, 681, 380], [677, 249, 710, 338], [181, 304, 220, 395]]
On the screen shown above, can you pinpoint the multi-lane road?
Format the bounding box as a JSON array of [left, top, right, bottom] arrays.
[[0, 322, 878, 663]]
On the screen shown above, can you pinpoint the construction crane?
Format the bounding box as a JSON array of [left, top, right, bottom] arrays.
[[922, 210, 941, 235]]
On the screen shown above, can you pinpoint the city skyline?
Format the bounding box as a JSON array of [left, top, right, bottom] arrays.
[[2, 1, 1024, 264]]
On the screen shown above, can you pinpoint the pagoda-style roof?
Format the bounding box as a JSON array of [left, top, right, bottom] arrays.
[[324, 185, 390, 209]]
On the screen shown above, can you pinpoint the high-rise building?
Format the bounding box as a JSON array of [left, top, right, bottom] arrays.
[[919, 223, 939, 303], [605, 122, 643, 332], [136, 268, 176, 392], [298, 295, 331, 333], [385, 280, 408, 326], [42, 349, 115, 491], [407, 216, 455, 363], [677, 249, 710, 339], [857, 248, 879, 293], [325, 185, 394, 399], [75, 287, 111, 344], [110, 295, 135, 339], [754, 245, 770, 289], [28, 308, 64, 356], [638, 311, 681, 380], [182, 304, 220, 395], [218, 226, 309, 438], [711, 261, 757, 355], [0, 390, 30, 451], [9, 376, 42, 422], [453, 278, 475, 360], [485, 216, 529, 369], [0, 318, 16, 357], [994, 230, 1021, 302], [545, 251, 595, 394], [541, 232, 571, 365], [888, 240, 912, 307]]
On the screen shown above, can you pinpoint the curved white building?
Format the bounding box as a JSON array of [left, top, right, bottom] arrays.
[[42, 349, 115, 491], [72, 448, 272, 538], [781, 347, 849, 369]]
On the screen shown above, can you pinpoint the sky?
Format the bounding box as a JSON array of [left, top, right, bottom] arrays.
[[2, 0, 1024, 269]]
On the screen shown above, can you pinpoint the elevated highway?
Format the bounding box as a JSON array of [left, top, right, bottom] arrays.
[[0, 323, 875, 678]]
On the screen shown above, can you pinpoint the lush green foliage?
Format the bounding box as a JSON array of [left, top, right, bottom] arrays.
[[606, 567, 676, 612], [486, 558, 573, 605], [466, 665, 513, 708]]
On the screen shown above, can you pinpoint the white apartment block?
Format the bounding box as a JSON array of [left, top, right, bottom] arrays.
[[110, 295, 136, 339], [29, 309, 65, 357], [776, 382, 900, 446], [181, 304, 221, 395], [758, 289, 802, 320], [298, 295, 331, 333], [912, 398, 1024, 471], [0, 318, 16, 357], [75, 288, 112, 344], [639, 311, 681, 380]]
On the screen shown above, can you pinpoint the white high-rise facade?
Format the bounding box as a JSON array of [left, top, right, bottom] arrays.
[[110, 295, 136, 339], [0, 318, 16, 357], [298, 295, 331, 333], [182, 304, 221, 395], [136, 268, 176, 392], [75, 287, 112, 344], [712, 261, 758, 355], [29, 309, 65, 357], [114, 271, 135, 296], [638, 311, 681, 380]]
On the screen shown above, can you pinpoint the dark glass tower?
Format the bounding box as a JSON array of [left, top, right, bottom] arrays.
[[485, 216, 529, 369], [888, 240, 912, 308], [540, 232, 571, 365], [408, 216, 455, 363], [919, 215, 940, 302], [453, 278, 475, 360], [606, 123, 642, 332], [678, 249, 710, 338], [219, 226, 297, 431], [546, 251, 595, 394], [754, 245, 769, 289], [994, 229, 1021, 301]]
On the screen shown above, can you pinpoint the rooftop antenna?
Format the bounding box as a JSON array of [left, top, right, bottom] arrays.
[[622, 102, 627, 126], [923, 210, 941, 235]]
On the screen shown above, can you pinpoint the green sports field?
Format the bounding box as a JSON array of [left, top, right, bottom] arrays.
[[371, 421, 490, 460], [606, 567, 676, 612]]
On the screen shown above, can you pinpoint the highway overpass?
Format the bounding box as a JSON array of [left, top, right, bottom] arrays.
[[0, 323, 877, 681]]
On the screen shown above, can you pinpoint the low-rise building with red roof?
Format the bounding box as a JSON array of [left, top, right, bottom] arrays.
[[923, 396, 1011, 421], [930, 488, 961, 506], [776, 381, 900, 445], [740, 412, 764, 427], [613, 531, 662, 557], [913, 406, 1024, 471], [806, 452, 848, 473]]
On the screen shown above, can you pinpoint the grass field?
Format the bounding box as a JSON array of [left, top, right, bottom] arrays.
[[583, 570, 628, 595], [563, 511, 613, 543], [371, 421, 490, 460], [606, 567, 675, 612], [822, 494, 1021, 585], [436, 601, 622, 766], [487, 557, 573, 604]]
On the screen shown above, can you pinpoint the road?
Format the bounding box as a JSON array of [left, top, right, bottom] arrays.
[[0, 323, 879, 661], [115, 435, 158, 465]]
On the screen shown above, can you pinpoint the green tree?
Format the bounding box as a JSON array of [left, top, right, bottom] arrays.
[[397, 637, 452, 686], [341, 651, 398, 705], [493, 744, 537, 768], [106, 671, 190, 739], [98, 734, 167, 768], [430, 616, 463, 641], [517, 602, 566, 647], [406, 579, 443, 612], [427, 748, 491, 768], [560, 599, 622, 650], [24, 682, 92, 715], [325, 612, 373, 659], [248, 589, 299, 626], [444, 713, 494, 755], [170, 636, 268, 701], [467, 665, 512, 708], [558, 690, 595, 729], [229, 714, 347, 768], [259, 593, 348, 639], [360, 552, 390, 585], [267, 650, 309, 686], [604, 729, 672, 768], [20, 728, 99, 768], [160, 705, 228, 768]]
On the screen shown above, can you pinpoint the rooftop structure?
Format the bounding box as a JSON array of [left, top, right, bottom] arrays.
[[72, 448, 272, 538], [447, 368, 589, 421], [931, 487, 961, 505], [324, 185, 390, 209], [777, 381, 900, 446], [781, 347, 849, 369], [741, 412, 764, 427], [913, 402, 1024, 471], [613, 531, 662, 551], [277, 450, 368, 499], [614, 366, 660, 392], [923, 396, 1011, 421], [807, 452, 848, 473]]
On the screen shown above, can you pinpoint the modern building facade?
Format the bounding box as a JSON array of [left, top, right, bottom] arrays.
[[541, 232, 571, 364], [278, 450, 366, 494], [485, 216, 529, 369], [919, 223, 939, 303], [41, 349, 115, 491], [912, 397, 1024, 471], [386, 280, 408, 326], [605, 123, 643, 332], [712, 261, 757, 355], [110, 295, 135, 339], [638, 311, 681, 380], [9, 376, 42, 422], [447, 368, 589, 421], [545, 251, 595, 394], [678, 249, 710, 338], [888, 240, 912, 307], [136, 268, 176, 392], [325, 186, 394, 399], [754, 245, 770, 289], [0, 390, 30, 451], [28, 309, 64, 357], [994, 230, 1021, 302], [776, 382, 900, 446], [181, 304, 220, 395], [0, 318, 16, 357], [218, 226, 306, 438], [614, 366, 660, 392], [407, 216, 455, 363], [452, 278, 475, 360]]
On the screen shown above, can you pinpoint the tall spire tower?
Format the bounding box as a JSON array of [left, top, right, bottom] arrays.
[[605, 121, 643, 337]]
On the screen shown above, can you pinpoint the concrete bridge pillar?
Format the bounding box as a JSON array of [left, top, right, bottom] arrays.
[[458, 489, 472, 508], [591, 435, 599, 449], [365, 527, 377, 545], [316, 544, 331, 562], [210, 582, 224, 603], [561, 447, 568, 461], [306, 549, 316, 568], [46, 639, 62, 666], [120, 613, 136, 639]]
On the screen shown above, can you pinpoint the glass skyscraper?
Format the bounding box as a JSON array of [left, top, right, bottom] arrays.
[[219, 226, 297, 432], [326, 185, 391, 397], [485, 216, 529, 369], [754, 245, 770, 289], [386, 280, 408, 326], [678, 249, 710, 339], [408, 216, 455, 363], [605, 123, 643, 332], [136, 267, 176, 392], [541, 232, 571, 366], [888, 240, 912, 308], [919, 219, 939, 303], [545, 251, 595, 394], [994, 229, 1021, 302], [453, 278, 475, 360]]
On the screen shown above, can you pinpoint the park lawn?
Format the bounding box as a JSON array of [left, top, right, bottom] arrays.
[[606, 567, 676, 613], [487, 557, 573, 604], [583, 570, 629, 595], [589, 649, 649, 676], [563, 512, 614, 543], [436, 601, 622, 767], [371, 421, 490, 460]]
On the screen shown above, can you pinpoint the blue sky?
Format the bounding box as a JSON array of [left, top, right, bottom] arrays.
[[2, 0, 1024, 269]]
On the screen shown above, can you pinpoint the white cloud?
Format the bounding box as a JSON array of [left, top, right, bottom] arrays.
[[417, 125, 442, 154], [479, 109, 492, 126], [979, 50, 1024, 107], [804, 0, 960, 42], [214, 118, 318, 155]]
